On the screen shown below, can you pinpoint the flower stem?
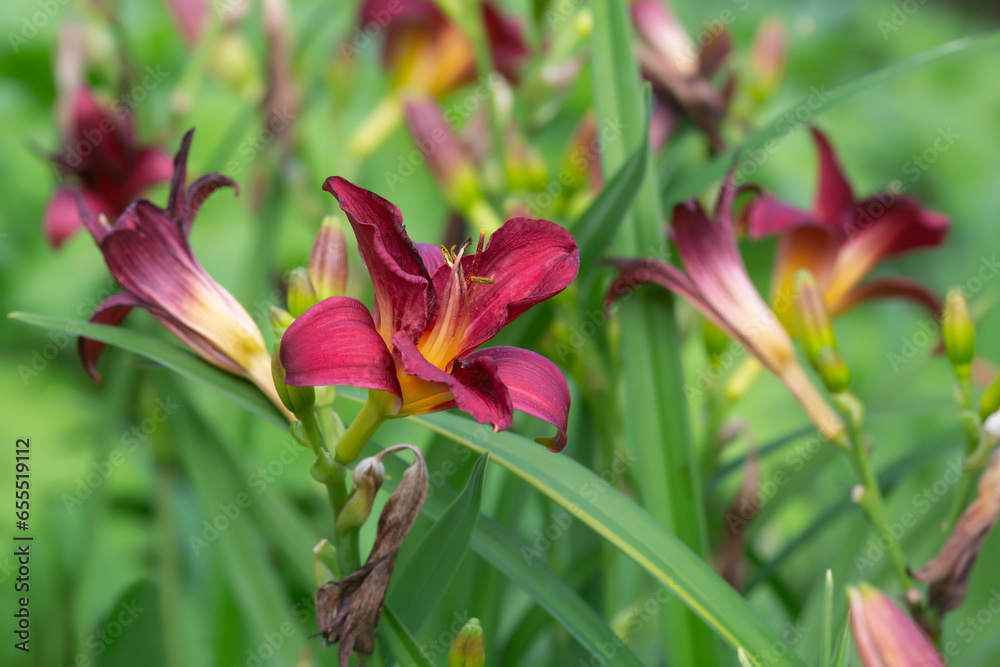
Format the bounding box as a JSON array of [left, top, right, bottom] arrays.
[[297, 411, 361, 576], [334, 390, 393, 464], [834, 393, 915, 593]]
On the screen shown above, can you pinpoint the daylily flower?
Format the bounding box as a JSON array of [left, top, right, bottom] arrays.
[[744, 127, 949, 332], [359, 0, 527, 94], [45, 87, 173, 248], [607, 173, 843, 441], [631, 0, 733, 152], [348, 0, 528, 156], [848, 584, 945, 667], [77, 129, 287, 415], [280, 177, 578, 461]]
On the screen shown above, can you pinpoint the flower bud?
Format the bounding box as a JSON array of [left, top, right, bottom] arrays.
[[335, 456, 385, 533], [942, 288, 974, 379], [286, 267, 317, 318], [268, 305, 294, 337], [793, 270, 836, 367], [702, 318, 729, 360], [313, 539, 340, 584], [816, 347, 850, 394], [848, 584, 945, 667], [980, 371, 1000, 420], [308, 216, 348, 301], [448, 618, 485, 667], [747, 19, 787, 102], [271, 341, 315, 417]]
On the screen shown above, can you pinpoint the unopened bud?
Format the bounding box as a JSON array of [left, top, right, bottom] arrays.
[[448, 618, 485, 667], [816, 347, 850, 394], [268, 305, 294, 337], [313, 539, 340, 583], [748, 18, 788, 102], [286, 267, 317, 317], [942, 288, 974, 379], [793, 270, 836, 367], [702, 318, 729, 360], [271, 341, 315, 417], [309, 216, 348, 300], [848, 584, 945, 667], [335, 457, 385, 533]]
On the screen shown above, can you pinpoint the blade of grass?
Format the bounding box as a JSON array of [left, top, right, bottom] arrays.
[[590, 0, 711, 663]]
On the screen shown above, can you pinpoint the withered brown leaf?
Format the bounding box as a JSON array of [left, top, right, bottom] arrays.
[[717, 427, 758, 591], [314, 445, 428, 666], [914, 450, 1000, 613]]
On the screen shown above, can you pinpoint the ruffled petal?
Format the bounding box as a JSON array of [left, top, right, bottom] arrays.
[[463, 346, 570, 452], [743, 192, 822, 239], [280, 297, 402, 398], [392, 332, 512, 430], [454, 217, 579, 355], [323, 176, 434, 342], [166, 129, 195, 223], [831, 276, 941, 316], [45, 187, 109, 248], [78, 291, 142, 382]]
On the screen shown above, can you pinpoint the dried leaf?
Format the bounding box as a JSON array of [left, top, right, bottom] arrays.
[[315, 445, 428, 666], [718, 428, 757, 590], [914, 451, 1000, 613]]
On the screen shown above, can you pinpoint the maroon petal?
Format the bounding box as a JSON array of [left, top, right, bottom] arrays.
[[464, 346, 570, 452], [849, 195, 949, 258], [483, 2, 528, 82], [280, 297, 402, 398], [183, 173, 239, 236], [832, 276, 942, 316], [45, 187, 109, 248], [166, 129, 195, 223], [455, 218, 579, 355], [392, 332, 512, 430], [78, 291, 142, 382], [323, 177, 435, 341], [743, 192, 823, 240], [808, 127, 855, 226], [605, 257, 755, 360]]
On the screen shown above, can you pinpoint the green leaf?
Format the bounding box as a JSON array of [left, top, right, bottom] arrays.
[[381, 605, 436, 667], [371, 405, 805, 667], [389, 452, 490, 632], [93, 579, 165, 667], [830, 617, 852, 667], [662, 32, 1000, 209], [590, 0, 712, 663], [9, 313, 286, 428], [822, 570, 834, 666], [380, 452, 646, 667], [571, 114, 649, 272]]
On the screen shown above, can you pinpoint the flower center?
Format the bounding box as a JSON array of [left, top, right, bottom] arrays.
[[418, 230, 493, 370]]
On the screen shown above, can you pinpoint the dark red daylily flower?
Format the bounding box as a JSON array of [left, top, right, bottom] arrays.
[[360, 0, 527, 94], [744, 127, 949, 332], [607, 172, 843, 441], [280, 178, 578, 451], [77, 129, 287, 415], [631, 0, 733, 152], [45, 87, 173, 248]]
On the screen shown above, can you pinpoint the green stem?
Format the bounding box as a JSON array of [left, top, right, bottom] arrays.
[[837, 395, 915, 592], [156, 461, 183, 667], [334, 391, 393, 464], [298, 411, 361, 576]]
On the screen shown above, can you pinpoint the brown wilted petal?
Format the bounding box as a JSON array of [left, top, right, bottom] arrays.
[[718, 430, 758, 590], [913, 451, 1000, 614], [314, 445, 428, 665]]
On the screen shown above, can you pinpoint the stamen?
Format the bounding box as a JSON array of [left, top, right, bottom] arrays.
[[469, 276, 494, 284]]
